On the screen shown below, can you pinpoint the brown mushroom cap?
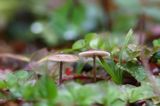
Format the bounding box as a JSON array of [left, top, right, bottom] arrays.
[[79, 50, 110, 58], [0, 53, 30, 62], [47, 54, 79, 62]]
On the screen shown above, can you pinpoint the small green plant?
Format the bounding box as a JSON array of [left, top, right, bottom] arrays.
[[72, 29, 134, 84]]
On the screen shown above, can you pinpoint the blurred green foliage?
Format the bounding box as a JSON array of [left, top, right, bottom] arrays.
[[1, 0, 160, 46], [113, 0, 160, 32], [0, 70, 157, 105], [0, 0, 104, 46]]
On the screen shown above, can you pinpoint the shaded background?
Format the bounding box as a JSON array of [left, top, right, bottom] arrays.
[[0, 0, 160, 54]]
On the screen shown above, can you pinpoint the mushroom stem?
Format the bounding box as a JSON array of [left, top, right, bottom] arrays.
[[59, 61, 63, 84], [93, 55, 96, 82]]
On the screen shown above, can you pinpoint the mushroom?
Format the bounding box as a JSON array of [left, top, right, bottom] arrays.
[[47, 54, 79, 84], [0, 53, 30, 62], [79, 50, 110, 81]]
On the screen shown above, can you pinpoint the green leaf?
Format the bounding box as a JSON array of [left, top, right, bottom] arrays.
[[119, 29, 133, 64], [15, 70, 29, 80], [72, 39, 86, 50], [9, 86, 22, 98], [56, 82, 102, 106], [89, 38, 101, 49], [0, 80, 7, 89], [6, 73, 17, 87], [124, 61, 147, 82], [84, 33, 106, 49], [124, 29, 133, 46], [129, 83, 155, 103], [76, 85, 101, 105], [103, 82, 126, 106], [98, 57, 123, 84], [153, 39, 160, 47], [76, 61, 85, 74], [21, 83, 35, 100], [35, 76, 57, 100], [85, 33, 97, 44]]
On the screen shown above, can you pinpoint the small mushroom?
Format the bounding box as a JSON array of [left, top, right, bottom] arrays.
[[47, 54, 79, 84], [79, 50, 110, 81], [0, 53, 30, 62]]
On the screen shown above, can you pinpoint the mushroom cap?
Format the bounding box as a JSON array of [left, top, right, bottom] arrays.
[[48, 54, 79, 62], [0, 53, 30, 62], [79, 50, 110, 58]]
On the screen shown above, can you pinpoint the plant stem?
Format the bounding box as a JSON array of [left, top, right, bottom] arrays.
[[93, 55, 96, 82], [59, 61, 63, 84]]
